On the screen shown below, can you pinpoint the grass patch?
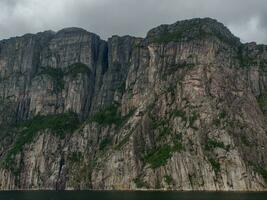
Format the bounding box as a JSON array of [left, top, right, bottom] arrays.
[[172, 133, 184, 152], [19, 112, 80, 138], [144, 141, 184, 169], [91, 105, 122, 126], [149, 116, 173, 141], [219, 111, 226, 119], [208, 158, 220, 174], [144, 145, 172, 169], [172, 140, 184, 152], [157, 127, 172, 141], [4, 112, 80, 172], [99, 138, 112, 151], [90, 105, 135, 127], [205, 138, 229, 151]]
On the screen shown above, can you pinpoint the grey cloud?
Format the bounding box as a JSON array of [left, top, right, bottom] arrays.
[[0, 0, 267, 44]]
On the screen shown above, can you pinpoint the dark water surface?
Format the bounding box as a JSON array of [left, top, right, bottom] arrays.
[[0, 191, 266, 200]]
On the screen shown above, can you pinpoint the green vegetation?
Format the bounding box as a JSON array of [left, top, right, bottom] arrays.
[[188, 174, 195, 186], [157, 127, 172, 141], [37, 63, 91, 92], [213, 118, 221, 127], [172, 140, 184, 152], [39, 67, 64, 91], [241, 135, 250, 146], [117, 82, 126, 93], [39, 67, 64, 82], [150, 116, 175, 141], [144, 115, 185, 168], [99, 138, 112, 151], [237, 46, 258, 68], [171, 109, 198, 129], [162, 60, 195, 72], [249, 162, 267, 183], [259, 60, 267, 69], [213, 111, 227, 127], [4, 112, 80, 172], [255, 166, 267, 183], [146, 101, 156, 113], [258, 45, 266, 53], [208, 158, 220, 174], [152, 31, 185, 43], [151, 118, 167, 130], [144, 141, 184, 169], [134, 176, 146, 188], [171, 109, 186, 121], [150, 118, 172, 141], [114, 133, 132, 150], [219, 111, 226, 119], [257, 91, 267, 113], [172, 133, 184, 152], [151, 23, 210, 43], [164, 175, 173, 185], [144, 145, 172, 169], [19, 112, 80, 138], [90, 105, 135, 127], [205, 138, 229, 151], [151, 21, 238, 45], [155, 178, 161, 189], [91, 105, 122, 126], [66, 63, 91, 78]]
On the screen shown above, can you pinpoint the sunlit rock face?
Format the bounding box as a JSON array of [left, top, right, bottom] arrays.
[[0, 18, 267, 191]]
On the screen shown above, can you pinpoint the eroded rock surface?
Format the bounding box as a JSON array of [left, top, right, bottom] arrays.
[[0, 18, 267, 191]]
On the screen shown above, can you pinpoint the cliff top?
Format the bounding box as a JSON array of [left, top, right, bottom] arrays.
[[0, 18, 260, 46], [146, 18, 241, 45]]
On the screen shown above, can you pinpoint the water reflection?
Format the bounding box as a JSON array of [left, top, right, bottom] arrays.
[[0, 191, 266, 200]]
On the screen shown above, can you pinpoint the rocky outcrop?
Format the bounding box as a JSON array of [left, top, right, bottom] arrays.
[[0, 18, 267, 191]]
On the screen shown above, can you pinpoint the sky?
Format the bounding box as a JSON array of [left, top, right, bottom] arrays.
[[0, 0, 267, 44]]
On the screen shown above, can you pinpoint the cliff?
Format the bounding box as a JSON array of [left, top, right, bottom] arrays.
[[0, 18, 267, 191]]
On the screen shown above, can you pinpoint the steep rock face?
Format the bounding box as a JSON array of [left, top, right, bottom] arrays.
[[0, 18, 267, 191]]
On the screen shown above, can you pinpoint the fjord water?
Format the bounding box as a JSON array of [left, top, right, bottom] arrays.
[[0, 191, 266, 200]]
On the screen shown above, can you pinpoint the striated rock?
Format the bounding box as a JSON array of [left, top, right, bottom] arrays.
[[0, 18, 267, 191]]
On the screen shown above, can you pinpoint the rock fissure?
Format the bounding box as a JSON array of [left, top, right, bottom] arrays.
[[0, 18, 267, 191]]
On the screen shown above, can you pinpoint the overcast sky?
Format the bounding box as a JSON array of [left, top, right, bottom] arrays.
[[0, 0, 267, 44]]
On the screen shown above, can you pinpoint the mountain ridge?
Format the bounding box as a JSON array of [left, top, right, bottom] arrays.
[[0, 18, 267, 191], [1, 18, 265, 45]]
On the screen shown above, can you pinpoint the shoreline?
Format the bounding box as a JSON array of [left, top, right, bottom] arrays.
[[0, 189, 267, 192]]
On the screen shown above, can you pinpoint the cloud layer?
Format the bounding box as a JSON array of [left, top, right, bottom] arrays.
[[0, 0, 267, 43]]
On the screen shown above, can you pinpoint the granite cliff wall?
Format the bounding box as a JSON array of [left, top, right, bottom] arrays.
[[0, 18, 267, 191]]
